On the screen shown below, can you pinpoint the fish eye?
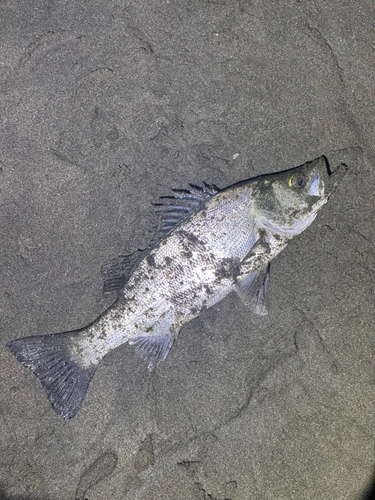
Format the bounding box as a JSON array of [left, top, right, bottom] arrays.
[[289, 173, 305, 189]]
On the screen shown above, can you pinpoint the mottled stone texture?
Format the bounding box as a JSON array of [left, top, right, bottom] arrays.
[[0, 1, 374, 499]]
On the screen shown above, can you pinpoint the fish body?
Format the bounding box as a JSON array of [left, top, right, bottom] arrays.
[[7, 156, 347, 418]]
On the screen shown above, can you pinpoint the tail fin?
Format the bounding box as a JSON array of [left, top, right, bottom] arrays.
[[7, 333, 96, 419]]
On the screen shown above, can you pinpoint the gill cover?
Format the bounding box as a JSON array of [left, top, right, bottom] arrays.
[[254, 156, 330, 237]]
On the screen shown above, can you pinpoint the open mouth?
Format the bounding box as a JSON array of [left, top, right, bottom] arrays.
[[323, 155, 349, 197]]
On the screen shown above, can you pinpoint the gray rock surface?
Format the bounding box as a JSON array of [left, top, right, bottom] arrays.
[[1, 0, 374, 498]]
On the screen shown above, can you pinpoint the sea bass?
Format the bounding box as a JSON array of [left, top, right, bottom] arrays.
[[7, 156, 347, 419]]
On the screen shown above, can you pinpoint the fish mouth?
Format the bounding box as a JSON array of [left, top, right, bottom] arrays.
[[321, 155, 348, 198]]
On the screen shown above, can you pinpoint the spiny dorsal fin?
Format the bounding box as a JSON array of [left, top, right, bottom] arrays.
[[102, 183, 219, 294], [155, 182, 220, 234]]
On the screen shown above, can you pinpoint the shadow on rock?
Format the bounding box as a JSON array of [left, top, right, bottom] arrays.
[[75, 451, 118, 500]]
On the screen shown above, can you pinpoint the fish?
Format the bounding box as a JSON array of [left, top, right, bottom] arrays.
[[7, 156, 347, 419]]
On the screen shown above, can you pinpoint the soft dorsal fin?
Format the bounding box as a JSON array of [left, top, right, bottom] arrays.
[[155, 182, 219, 234], [101, 249, 148, 295]]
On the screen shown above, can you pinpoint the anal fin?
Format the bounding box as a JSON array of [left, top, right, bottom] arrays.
[[129, 333, 176, 371]]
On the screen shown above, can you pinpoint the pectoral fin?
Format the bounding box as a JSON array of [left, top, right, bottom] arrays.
[[241, 235, 270, 264], [234, 263, 270, 316]]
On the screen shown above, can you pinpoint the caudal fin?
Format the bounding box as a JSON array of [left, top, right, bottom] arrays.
[[7, 333, 96, 419]]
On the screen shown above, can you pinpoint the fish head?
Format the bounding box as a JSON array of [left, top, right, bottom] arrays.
[[253, 156, 347, 237]]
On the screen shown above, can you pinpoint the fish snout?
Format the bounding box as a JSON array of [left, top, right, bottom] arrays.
[[308, 172, 322, 196]]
